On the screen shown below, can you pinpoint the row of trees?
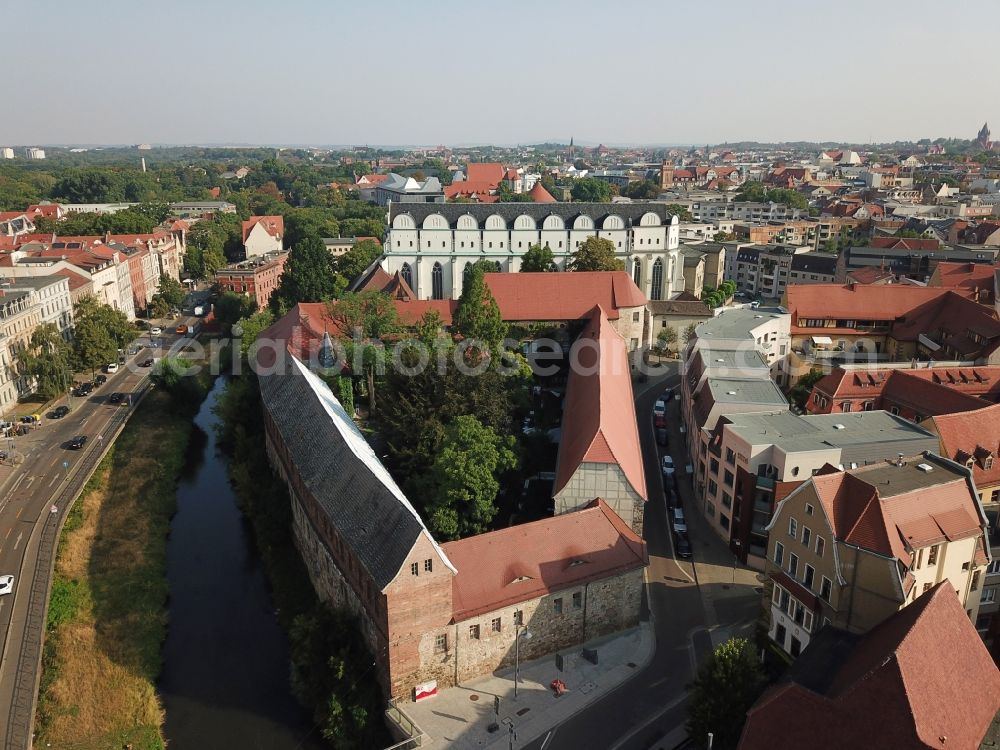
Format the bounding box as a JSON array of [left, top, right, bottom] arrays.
[[702, 280, 737, 308]]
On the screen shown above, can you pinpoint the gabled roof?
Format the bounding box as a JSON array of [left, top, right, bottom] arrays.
[[787, 284, 968, 331], [483, 271, 645, 322], [465, 163, 506, 185], [553, 307, 647, 502], [242, 215, 284, 243], [443, 499, 646, 621], [738, 583, 1000, 750], [257, 356, 455, 591], [846, 266, 895, 285], [926, 402, 1000, 488]]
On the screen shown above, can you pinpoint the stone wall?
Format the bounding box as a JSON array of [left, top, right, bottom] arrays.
[[554, 463, 644, 536]]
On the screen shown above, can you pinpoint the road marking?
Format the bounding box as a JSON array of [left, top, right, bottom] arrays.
[[47, 475, 58, 488], [540, 731, 554, 750], [606, 692, 689, 750], [3, 527, 11, 543], [24, 476, 35, 486], [12, 531, 22, 551]]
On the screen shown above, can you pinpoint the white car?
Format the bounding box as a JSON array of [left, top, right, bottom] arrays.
[[0, 575, 14, 595], [662, 455, 675, 476], [150, 327, 162, 336], [106, 363, 119, 373], [653, 399, 666, 416]]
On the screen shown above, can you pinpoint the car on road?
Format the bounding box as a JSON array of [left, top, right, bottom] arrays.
[[68, 435, 87, 450], [661, 455, 675, 476], [108, 392, 125, 404], [675, 531, 692, 558], [149, 326, 162, 336], [653, 399, 666, 416], [106, 362, 119, 373], [48, 405, 70, 419], [656, 427, 668, 446], [662, 386, 675, 401], [665, 487, 679, 508], [175, 324, 188, 335], [654, 414, 667, 429], [74, 383, 93, 397], [134, 319, 149, 330], [140, 357, 155, 367], [19, 414, 40, 424], [0, 575, 13, 596], [94, 374, 107, 386], [671, 506, 687, 534]]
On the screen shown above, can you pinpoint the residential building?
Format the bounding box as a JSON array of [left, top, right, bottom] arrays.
[[24, 148, 45, 160], [712, 410, 939, 566], [0, 212, 35, 238], [733, 220, 815, 246], [685, 305, 792, 383], [355, 174, 389, 202], [1, 148, 13, 160], [215, 252, 288, 311], [373, 173, 445, 206], [787, 253, 837, 286], [256, 354, 647, 700], [763, 454, 990, 658], [322, 236, 381, 258], [927, 260, 996, 305], [553, 307, 647, 535], [649, 298, 713, 348], [242, 215, 284, 258], [739, 582, 1000, 750], [836, 243, 999, 283], [383, 203, 683, 302], [785, 284, 1000, 364], [0, 275, 72, 395], [923, 403, 1000, 655]]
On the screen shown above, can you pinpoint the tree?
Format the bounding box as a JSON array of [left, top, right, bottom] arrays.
[[415, 309, 445, 346], [335, 239, 382, 282], [682, 323, 698, 344], [569, 236, 625, 272], [452, 262, 507, 351], [713, 231, 736, 242], [655, 327, 677, 355], [156, 274, 185, 307], [665, 204, 695, 222], [16, 323, 71, 400], [423, 415, 517, 540], [570, 177, 613, 202], [270, 236, 344, 315], [520, 244, 557, 272], [623, 179, 661, 199], [72, 297, 132, 375], [790, 367, 825, 410], [686, 638, 766, 750], [326, 290, 400, 340], [215, 291, 254, 330], [235, 309, 274, 358]]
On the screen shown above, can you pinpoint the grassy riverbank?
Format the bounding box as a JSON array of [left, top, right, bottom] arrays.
[[34, 388, 199, 750]]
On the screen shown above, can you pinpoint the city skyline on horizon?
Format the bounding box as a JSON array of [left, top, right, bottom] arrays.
[[3, 0, 999, 147]]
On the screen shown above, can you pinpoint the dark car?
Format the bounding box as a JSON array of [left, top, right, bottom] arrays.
[[108, 392, 125, 404], [656, 427, 668, 446], [68, 435, 87, 450], [48, 405, 70, 419], [654, 414, 667, 429], [94, 374, 107, 386], [74, 382, 93, 397], [139, 358, 155, 368], [675, 531, 692, 559]]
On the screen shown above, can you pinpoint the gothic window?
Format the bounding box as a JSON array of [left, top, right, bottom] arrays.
[[431, 262, 443, 300], [633, 259, 641, 286], [651, 258, 664, 301], [400, 263, 412, 288]]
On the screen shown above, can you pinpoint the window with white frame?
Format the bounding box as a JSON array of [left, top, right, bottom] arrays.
[[789, 553, 799, 578], [788, 517, 798, 539], [774, 542, 784, 566], [801, 526, 811, 547]]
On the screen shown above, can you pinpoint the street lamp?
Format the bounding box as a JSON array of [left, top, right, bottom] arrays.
[[513, 623, 532, 699]]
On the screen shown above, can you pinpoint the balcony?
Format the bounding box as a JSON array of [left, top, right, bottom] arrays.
[[754, 497, 772, 513], [756, 475, 776, 490]]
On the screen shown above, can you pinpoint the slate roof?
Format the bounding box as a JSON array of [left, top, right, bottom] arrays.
[[738, 582, 1000, 750], [388, 201, 676, 227], [258, 356, 455, 590], [443, 499, 646, 621], [789, 253, 837, 275]]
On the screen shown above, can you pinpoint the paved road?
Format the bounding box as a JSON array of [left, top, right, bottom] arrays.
[[0, 321, 199, 748], [521, 363, 762, 750]]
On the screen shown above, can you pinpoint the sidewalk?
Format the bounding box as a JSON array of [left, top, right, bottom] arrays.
[[398, 624, 654, 749]]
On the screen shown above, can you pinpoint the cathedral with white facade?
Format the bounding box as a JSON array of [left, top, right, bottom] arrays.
[[381, 202, 684, 301]]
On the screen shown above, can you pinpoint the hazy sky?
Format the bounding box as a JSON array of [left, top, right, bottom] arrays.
[[4, 0, 998, 147]]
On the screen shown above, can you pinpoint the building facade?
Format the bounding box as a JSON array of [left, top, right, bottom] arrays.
[[215, 252, 288, 311], [383, 202, 683, 302]]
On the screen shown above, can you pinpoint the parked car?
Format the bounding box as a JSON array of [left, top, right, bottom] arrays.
[[661, 455, 675, 476], [108, 392, 125, 404], [106, 362, 119, 374], [654, 414, 667, 429], [656, 428, 668, 446], [140, 358, 155, 368], [0, 575, 13, 595], [653, 399, 666, 416], [94, 374, 107, 386], [175, 324, 188, 335], [672, 506, 687, 534], [666, 487, 679, 508], [74, 382, 93, 397], [149, 326, 162, 336], [68, 435, 87, 450], [662, 386, 675, 401], [675, 531, 692, 558], [48, 405, 70, 419], [19, 414, 40, 423], [134, 319, 149, 330]]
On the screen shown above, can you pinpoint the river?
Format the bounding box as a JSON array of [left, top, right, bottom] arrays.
[[158, 378, 326, 749]]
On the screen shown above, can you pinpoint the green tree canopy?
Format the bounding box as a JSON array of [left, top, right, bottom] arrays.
[[215, 291, 254, 330], [415, 309, 445, 346], [623, 179, 661, 199], [423, 415, 517, 540], [156, 274, 185, 307], [335, 239, 382, 283], [16, 323, 71, 400], [71, 297, 132, 375], [452, 261, 507, 350], [686, 638, 766, 750], [326, 290, 400, 339], [569, 236, 625, 272], [520, 243, 557, 272], [270, 236, 345, 315], [665, 204, 695, 222], [570, 177, 613, 202]]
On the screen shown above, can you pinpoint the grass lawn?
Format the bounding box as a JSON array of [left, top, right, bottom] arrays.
[[34, 388, 194, 750]]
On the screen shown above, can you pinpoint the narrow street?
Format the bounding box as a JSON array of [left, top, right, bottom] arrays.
[[522, 364, 761, 750]]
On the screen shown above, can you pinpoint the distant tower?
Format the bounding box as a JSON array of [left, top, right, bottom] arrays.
[[977, 122, 992, 149], [568, 137, 575, 162], [659, 160, 674, 190]]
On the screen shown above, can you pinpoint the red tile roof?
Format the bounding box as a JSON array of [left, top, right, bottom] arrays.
[[241, 215, 284, 242], [871, 236, 940, 250], [845, 266, 895, 284], [442, 499, 646, 621], [787, 284, 957, 328], [528, 182, 556, 203], [926, 402, 1000, 488], [554, 307, 647, 502], [25, 204, 62, 219], [739, 582, 1000, 750], [465, 163, 506, 185], [483, 271, 646, 322], [51, 267, 92, 292], [930, 260, 995, 303]]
